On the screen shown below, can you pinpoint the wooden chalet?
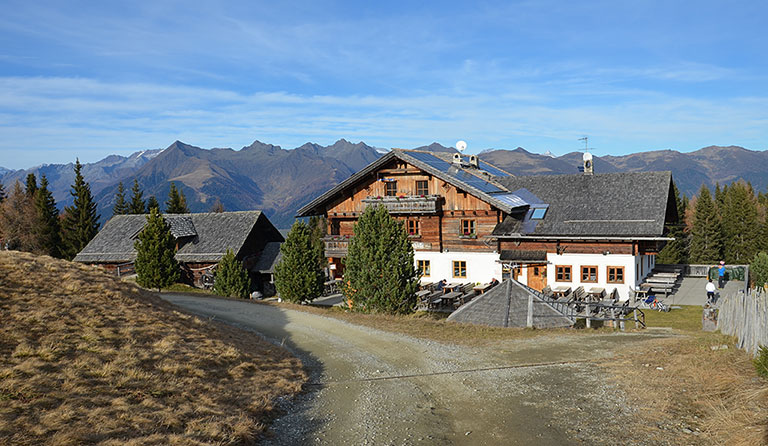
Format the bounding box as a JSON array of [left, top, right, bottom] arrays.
[[74, 211, 284, 293], [297, 149, 677, 301]]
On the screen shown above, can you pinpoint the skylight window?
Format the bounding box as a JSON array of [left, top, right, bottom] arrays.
[[531, 207, 547, 219]]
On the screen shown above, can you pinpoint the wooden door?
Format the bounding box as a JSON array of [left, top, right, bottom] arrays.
[[527, 264, 547, 291]]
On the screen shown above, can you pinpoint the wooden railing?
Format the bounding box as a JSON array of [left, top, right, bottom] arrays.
[[362, 195, 440, 214], [323, 235, 351, 257]]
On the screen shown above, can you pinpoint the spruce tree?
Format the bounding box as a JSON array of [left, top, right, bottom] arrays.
[[112, 181, 129, 215], [25, 173, 37, 198], [165, 182, 189, 214], [657, 181, 688, 264], [210, 198, 224, 213], [128, 179, 146, 214], [0, 181, 38, 251], [134, 208, 179, 291], [343, 205, 419, 314], [61, 159, 101, 260], [213, 248, 251, 298], [721, 181, 761, 264], [33, 175, 62, 258], [750, 252, 768, 289], [0, 182, 5, 204], [689, 185, 723, 264], [274, 220, 324, 303], [147, 195, 160, 212], [309, 215, 328, 270]]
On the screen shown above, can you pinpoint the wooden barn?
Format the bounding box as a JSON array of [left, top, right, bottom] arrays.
[[74, 211, 283, 292]]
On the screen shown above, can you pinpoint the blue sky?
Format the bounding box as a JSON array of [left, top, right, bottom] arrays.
[[0, 0, 766, 169]]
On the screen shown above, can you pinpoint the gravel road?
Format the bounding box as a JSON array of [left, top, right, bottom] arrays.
[[162, 294, 669, 445]]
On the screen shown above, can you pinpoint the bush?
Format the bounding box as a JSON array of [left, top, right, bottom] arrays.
[[754, 346, 768, 379]]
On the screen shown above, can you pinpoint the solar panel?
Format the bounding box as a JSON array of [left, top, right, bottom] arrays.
[[490, 193, 529, 209], [477, 161, 510, 177], [406, 151, 505, 193]]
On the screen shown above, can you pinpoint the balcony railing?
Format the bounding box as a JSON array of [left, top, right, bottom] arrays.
[[361, 195, 441, 214], [323, 235, 351, 257]]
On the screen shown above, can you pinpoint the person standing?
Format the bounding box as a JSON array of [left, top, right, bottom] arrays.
[[706, 279, 716, 305], [717, 261, 726, 289]]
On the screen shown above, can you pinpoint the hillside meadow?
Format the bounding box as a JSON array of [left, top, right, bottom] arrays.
[[0, 251, 306, 445]]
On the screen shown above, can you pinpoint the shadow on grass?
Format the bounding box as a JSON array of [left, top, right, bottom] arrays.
[[158, 293, 326, 445]]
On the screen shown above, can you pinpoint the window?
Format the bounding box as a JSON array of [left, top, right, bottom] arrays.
[[556, 265, 572, 282], [460, 219, 476, 236], [418, 260, 430, 277], [531, 207, 547, 219], [453, 260, 467, 278], [607, 266, 624, 284], [385, 181, 397, 196], [581, 265, 598, 283], [416, 180, 429, 196], [407, 219, 420, 236]]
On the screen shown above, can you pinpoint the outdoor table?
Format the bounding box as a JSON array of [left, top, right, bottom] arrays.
[[416, 289, 431, 298], [552, 285, 571, 298], [588, 287, 605, 299], [444, 283, 462, 294], [442, 291, 462, 306], [473, 283, 491, 294]]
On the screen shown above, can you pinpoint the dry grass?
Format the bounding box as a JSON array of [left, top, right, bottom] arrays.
[[605, 332, 768, 445], [0, 251, 306, 445]]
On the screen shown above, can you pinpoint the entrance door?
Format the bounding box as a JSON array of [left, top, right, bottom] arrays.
[[527, 264, 547, 291]]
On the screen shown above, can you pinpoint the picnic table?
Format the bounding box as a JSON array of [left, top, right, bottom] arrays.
[[416, 289, 431, 299], [443, 283, 462, 293], [645, 276, 677, 284], [473, 283, 492, 294], [441, 291, 462, 306], [587, 287, 605, 300], [552, 285, 571, 298]]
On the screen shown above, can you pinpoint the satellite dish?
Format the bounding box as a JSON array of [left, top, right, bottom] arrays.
[[582, 152, 593, 162], [456, 140, 467, 152]]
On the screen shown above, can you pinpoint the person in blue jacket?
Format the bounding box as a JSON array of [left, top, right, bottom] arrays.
[[717, 261, 726, 289]]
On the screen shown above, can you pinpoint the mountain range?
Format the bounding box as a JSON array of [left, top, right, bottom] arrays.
[[2, 141, 767, 229]]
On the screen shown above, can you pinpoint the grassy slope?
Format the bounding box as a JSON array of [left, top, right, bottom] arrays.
[[0, 251, 306, 446]]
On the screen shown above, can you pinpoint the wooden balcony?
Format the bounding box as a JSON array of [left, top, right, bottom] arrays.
[[324, 235, 351, 257], [361, 195, 441, 214]]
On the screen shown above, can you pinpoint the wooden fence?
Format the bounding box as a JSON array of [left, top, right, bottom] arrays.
[[717, 288, 768, 356]]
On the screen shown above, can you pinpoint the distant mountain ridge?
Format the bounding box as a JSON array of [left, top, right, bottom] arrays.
[[2, 141, 767, 229]]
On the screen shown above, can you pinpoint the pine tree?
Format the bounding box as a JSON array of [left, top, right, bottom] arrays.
[[750, 252, 768, 289], [0, 181, 38, 251], [33, 175, 62, 258], [0, 182, 5, 204], [134, 208, 179, 291], [309, 215, 328, 270], [343, 205, 419, 314], [147, 195, 160, 212], [25, 173, 37, 198], [112, 181, 129, 215], [689, 185, 723, 264], [210, 198, 224, 213], [128, 179, 146, 214], [213, 248, 251, 298], [165, 182, 189, 214], [61, 159, 101, 260], [721, 181, 761, 264], [274, 220, 324, 303], [657, 181, 688, 264]]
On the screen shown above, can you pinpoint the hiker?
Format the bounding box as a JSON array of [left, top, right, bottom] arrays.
[[717, 261, 726, 289], [706, 279, 716, 305]]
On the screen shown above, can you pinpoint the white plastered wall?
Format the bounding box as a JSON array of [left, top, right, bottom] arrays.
[[415, 251, 503, 284]]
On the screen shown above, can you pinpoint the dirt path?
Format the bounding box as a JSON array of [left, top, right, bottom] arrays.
[[162, 294, 672, 445]]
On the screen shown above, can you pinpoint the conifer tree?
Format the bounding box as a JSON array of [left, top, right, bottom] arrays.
[[112, 181, 129, 215], [134, 208, 179, 291], [0, 181, 38, 251], [689, 185, 723, 263], [25, 173, 37, 198], [147, 195, 160, 212], [210, 198, 224, 213], [213, 248, 251, 298], [721, 181, 761, 264], [0, 182, 5, 204], [309, 215, 328, 270], [128, 179, 146, 214], [165, 182, 189, 214], [61, 159, 100, 260], [657, 181, 688, 264], [750, 252, 768, 289], [343, 205, 419, 314], [274, 220, 324, 303], [33, 175, 62, 258]]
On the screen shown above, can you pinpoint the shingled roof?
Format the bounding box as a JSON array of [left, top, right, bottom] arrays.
[[296, 149, 520, 216], [492, 171, 676, 238], [74, 211, 271, 263]]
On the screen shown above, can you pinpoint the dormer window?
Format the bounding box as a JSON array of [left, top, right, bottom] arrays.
[[531, 207, 547, 219]]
